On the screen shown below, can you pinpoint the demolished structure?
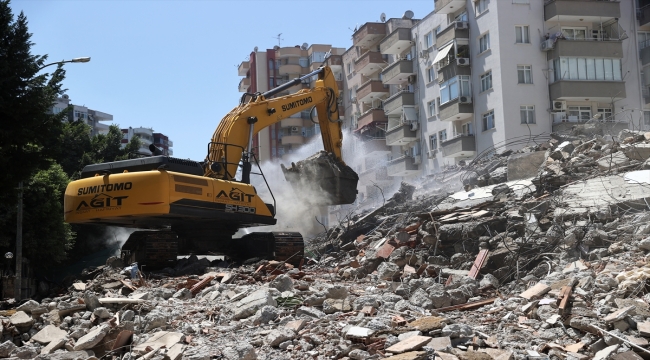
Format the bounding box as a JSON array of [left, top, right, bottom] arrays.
[[4, 129, 650, 359]]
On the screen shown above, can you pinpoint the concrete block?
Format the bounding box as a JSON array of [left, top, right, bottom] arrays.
[[507, 151, 546, 181]]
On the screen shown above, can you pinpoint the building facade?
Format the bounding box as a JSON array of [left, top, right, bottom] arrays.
[[330, 0, 648, 222], [52, 95, 113, 136], [121, 127, 174, 156], [237, 43, 346, 163]]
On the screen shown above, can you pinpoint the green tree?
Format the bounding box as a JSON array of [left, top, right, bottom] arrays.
[[0, 0, 67, 202], [21, 164, 74, 267]]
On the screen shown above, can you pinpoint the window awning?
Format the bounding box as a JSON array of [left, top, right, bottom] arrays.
[[432, 43, 453, 64], [402, 106, 418, 122]]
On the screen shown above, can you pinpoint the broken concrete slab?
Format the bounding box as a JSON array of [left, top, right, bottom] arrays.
[[40, 338, 66, 355], [408, 316, 448, 332], [31, 325, 68, 344], [385, 335, 432, 354], [508, 151, 546, 181], [427, 336, 451, 351], [73, 325, 109, 350], [383, 351, 427, 360], [9, 311, 33, 331], [232, 289, 277, 320], [133, 331, 184, 354]]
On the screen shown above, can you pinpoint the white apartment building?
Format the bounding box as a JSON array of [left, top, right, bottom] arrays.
[[52, 95, 113, 136], [332, 0, 648, 222]]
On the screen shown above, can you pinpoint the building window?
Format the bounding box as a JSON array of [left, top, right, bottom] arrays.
[[74, 111, 86, 119], [440, 75, 470, 105], [429, 134, 438, 149], [299, 57, 309, 67], [455, 12, 468, 22], [515, 25, 530, 44], [561, 27, 587, 40], [438, 129, 447, 143], [639, 31, 650, 50], [517, 65, 532, 84], [483, 110, 495, 131], [520, 105, 535, 124], [475, 0, 487, 15], [597, 108, 612, 121], [427, 67, 436, 83], [347, 62, 353, 75], [428, 100, 436, 117], [479, 33, 490, 53], [480, 71, 492, 92], [461, 122, 473, 135], [551, 57, 622, 82], [568, 106, 591, 121], [645, 111, 650, 128], [268, 59, 274, 70], [435, 25, 441, 35], [425, 31, 434, 49]]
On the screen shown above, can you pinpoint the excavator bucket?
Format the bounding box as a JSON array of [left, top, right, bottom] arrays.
[[281, 151, 359, 205]]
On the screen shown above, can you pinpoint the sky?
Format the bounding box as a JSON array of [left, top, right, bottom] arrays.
[[10, 0, 434, 161]]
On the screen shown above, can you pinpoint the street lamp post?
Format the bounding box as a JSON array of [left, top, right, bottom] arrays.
[[14, 57, 91, 301]]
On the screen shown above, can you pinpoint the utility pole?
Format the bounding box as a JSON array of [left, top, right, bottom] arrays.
[[14, 182, 22, 301]]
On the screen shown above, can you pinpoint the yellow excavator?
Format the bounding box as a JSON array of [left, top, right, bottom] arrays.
[[63, 66, 358, 268]]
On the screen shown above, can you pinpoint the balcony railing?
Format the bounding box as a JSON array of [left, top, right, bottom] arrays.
[[544, 0, 620, 22]]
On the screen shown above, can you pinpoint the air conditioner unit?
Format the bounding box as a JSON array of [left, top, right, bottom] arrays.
[[592, 30, 602, 41], [409, 122, 419, 131], [427, 149, 438, 159], [407, 75, 417, 84], [291, 126, 300, 132], [351, 96, 357, 103], [553, 100, 567, 111], [455, 21, 468, 30], [419, 50, 429, 59], [413, 156, 422, 165], [540, 39, 555, 51], [456, 58, 470, 66], [459, 96, 472, 104]]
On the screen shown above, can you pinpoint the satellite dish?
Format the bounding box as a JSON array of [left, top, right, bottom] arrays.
[[403, 10, 414, 19], [301, 42, 308, 50], [254, 46, 258, 52], [380, 13, 386, 22], [273, 45, 280, 50], [62, 94, 69, 99]]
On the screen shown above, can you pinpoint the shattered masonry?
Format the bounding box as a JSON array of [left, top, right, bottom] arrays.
[[5, 128, 650, 359]]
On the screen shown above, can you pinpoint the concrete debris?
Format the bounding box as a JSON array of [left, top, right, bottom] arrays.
[[9, 130, 650, 359]]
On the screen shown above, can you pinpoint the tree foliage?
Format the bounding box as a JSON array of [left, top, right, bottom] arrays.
[[0, 0, 67, 202]]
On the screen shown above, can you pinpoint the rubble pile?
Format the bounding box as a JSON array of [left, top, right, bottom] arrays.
[[4, 130, 650, 359]]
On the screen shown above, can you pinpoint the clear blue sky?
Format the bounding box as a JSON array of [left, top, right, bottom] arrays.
[[11, 0, 433, 161]]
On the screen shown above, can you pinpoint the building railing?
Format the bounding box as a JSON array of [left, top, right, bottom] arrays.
[[545, 0, 618, 3]]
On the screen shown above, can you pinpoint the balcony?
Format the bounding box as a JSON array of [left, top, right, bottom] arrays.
[[550, 80, 626, 102], [641, 5, 650, 27], [277, 47, 302, 58], [436, 22, 469, 49], [353, 22, 387, 49], [357, 80, 389, 104], [434, 0, 465, 14], [546, 39, 623, 60], [386, 123, 417, 146], [278, 63, 303, 76], [439, 98, 474, 122], [238, 61, 249, 76], [381, 59, 415, 85], [437, 59, 472, 84], [359, 166, 390, 183], [641, 46, 650, 67], [356, 109, 387, 131], [544, 0, 620, 22], [441, 135, 476, 158], [281, 135, 304, 145], [363, 139, 391, 156], [387, 156, 419, 177], [280, 117, 303, 128], [380, 28, 413, 55], [383, 91, 415, 116], [355, 51, 385, 77], [238, 78, 250, 92], [326, 55, 343, 72]]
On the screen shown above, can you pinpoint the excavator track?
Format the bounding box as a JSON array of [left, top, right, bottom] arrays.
[[120, 230, 304, 268]]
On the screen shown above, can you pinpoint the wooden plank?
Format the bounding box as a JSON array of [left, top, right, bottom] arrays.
[[557, 285, 572, 315], [436, 298, 496, 312], [468, 249, 489, 280]]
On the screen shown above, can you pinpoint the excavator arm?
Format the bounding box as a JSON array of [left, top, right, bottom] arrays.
[[204, 65, 358, 205]]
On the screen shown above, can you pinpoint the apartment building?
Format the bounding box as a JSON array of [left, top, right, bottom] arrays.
[[121, 127, 174, 156], [52, 95, 114, 136], [237, 43, 346, 163], [330, 0, 647, 222]]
